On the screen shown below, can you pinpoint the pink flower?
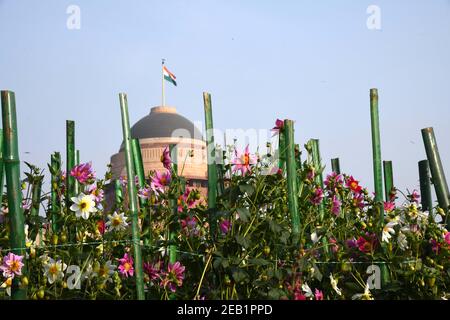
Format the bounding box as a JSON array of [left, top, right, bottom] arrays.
[[151, 170, 172, 194], [271, 119, 284, 136], [161, 261, 185, 293], [181, 216, 199, 236], [294, 292, 307, 300], [118, 253, 134, 277], [161, 147, 172, 170], [329, 238, 339, 253], [357, 233, 377, 253], [353, 192, 365, 209], [144, 260, 163, 282], [410, 190, 420, 204], [138, 187, 151, 200], [331, 195, 341, 216], [88, 184, 104, 204], [314, 289, 324, 300], [177, 188, 199, 212], [325, 172, 343, 190], [119, 176, 127, 187], [430, 239, 441, 254], [232, 145, 258, 176], [310, 188, 324, 206], [0, 252, 24, 279], [384, 201, 395, 212], [70, 162, 95, 184], [219, 219, 232, 234], [445, 232, 450, 246], [306, 168, 315, 181]]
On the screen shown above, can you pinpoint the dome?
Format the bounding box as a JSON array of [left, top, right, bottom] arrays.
[[119, 106, 203, 151]]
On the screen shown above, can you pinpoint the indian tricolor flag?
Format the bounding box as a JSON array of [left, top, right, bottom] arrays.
[[163, 66, 177, 86]]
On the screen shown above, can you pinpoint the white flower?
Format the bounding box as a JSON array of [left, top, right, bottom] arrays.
[[302, 282, 313, 298], [105, 212, 128, 232], [382, 221, 397, 243], [93, 260, 116, 283], [329, 274, 342, 296], [70, 194, 97, 220], [397, 232, 408, 251], [43, 258, 67, 284], [311, 232, 320, 244], [352, 284, 373, 300], [1, 277, 12, 296]]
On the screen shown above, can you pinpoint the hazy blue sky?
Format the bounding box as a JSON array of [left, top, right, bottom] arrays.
[[0, 0, 450, 201]]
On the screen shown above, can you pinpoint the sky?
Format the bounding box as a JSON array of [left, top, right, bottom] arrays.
[[0, 0, 450, 202]]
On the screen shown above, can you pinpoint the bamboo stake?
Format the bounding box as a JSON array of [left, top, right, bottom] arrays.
[[383, 161, 394, 202], [278, 129, 286, 171], [418, 160, 433, 217], [74, 149, 80, 195], [66, 120, 76, 204], [118, 93, 145, 300], [310, 139, 325, 221], [331, 158, 341, 174], [51, 152, 61, 233], [369, 88, 389, 285], [421, 127, 450, 216], [203, 92, 218, 237], [169, 144, 179, 265], [1, 90, 27, 299], [284, 120, 300, 235]]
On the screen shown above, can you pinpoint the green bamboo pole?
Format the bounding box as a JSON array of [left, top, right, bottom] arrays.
[[169, 144, 179, 265], [114, 179, 123, 206], [74, 149, 80, 195], [118, 93, 145, 300], [0, 129, 4, 196], [203, 92, 218, 237], [30, 176, 43, 218], [66, 120, 75, 204], [66, 120, 76, 242], [331, 158, 341, 174], [1, 90, 27, 299], [383, 161, 394, 202], [310, 139, 325, 220], [216, 146, 225, 196], [284, 120, 300, 235], [370, 89, 384, 219], [418, 160, 433, 218], [421, 127, 450, 216], [51, 152, 61, 233], [369, 88, 389, 286]]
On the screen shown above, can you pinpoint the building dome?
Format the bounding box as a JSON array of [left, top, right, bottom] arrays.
[[110, 105, 208, 201], [119, 106, 203, 151]]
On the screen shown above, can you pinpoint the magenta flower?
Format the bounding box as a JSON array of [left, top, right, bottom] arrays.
[[177, 188, 199, 212], [232, 145, 258, 176], [346, 238, 358, 249], [144, 261, 163, 282], [271, 118, 284, 136], [161, 261, 185, 293], [324, 172, 343, 190], [357, 233, 377, 253], [70, 162, 95, 184], [352, 192, 365, 209], [161, 146, 172, 170], [430, 239, 441, 255], [306, 168, 315, 181], [384, 201, 395, 212], [329, 238, 339, 253], [151, 170, 172, 194], [219, 219, 232, 234], [331, 195, 341, 216], [181, 216, 199, 236], [310, 188, 324, 206], [88, 184, 104, 204], [118, 253, 134, 277], [294, 292, 307, 300], [0, 252, 24, 279], [314, 289, 324, 300], [445, 232, 450, 246], [409, 190, 420, 204]]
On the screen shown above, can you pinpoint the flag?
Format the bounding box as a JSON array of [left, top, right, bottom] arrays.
[[163, 66, 177, 86]]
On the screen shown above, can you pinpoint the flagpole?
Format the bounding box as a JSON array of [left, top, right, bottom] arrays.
[[162, 59, 166, 106]]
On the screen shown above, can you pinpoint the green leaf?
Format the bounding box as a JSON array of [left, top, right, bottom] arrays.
[[248, 258, 270, 266], [232, 269, 248, 283], [235, 234, 250, 249], [236, 208, 250, 223], [239, 184, 255, 196]]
